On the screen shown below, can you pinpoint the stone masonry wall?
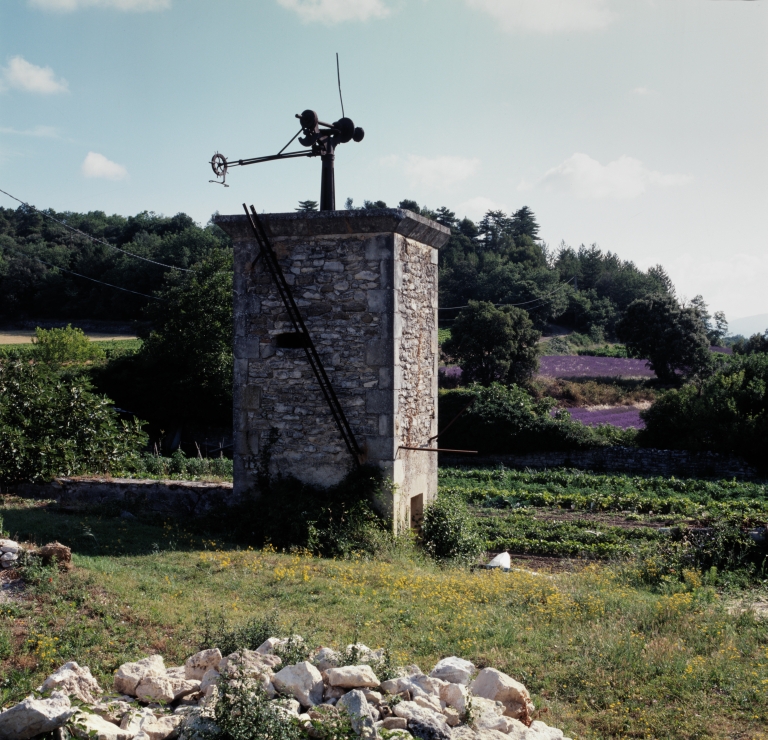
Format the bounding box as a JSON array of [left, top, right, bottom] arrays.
[[217, 210, 449, 528]]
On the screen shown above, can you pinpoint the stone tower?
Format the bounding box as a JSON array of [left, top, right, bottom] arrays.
[[215, 209, 449, 530]]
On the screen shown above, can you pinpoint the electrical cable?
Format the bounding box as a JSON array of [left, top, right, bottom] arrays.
[[438, 277, 574, 311], [2, 244, 163, 301], [0, 187, 193, 272]]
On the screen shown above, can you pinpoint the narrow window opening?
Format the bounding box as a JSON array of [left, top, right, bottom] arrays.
[[275, 332, 309, 349]]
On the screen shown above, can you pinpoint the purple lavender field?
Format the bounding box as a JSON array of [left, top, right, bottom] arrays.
[[538, 355, 655, 379], [562, 405, 646, 429]]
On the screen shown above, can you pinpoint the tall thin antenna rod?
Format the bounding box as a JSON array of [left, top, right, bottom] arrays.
[[336, 52, 345, 118]]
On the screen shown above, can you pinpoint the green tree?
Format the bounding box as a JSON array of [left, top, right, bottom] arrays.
[[509, 206, 539, 240], [95, 250, 233, 430], [639, 354, 768, 467], [733, 330, 768, 355], [296, 200, 318, 212], [616, 294, 712, 383], [444, 300, 540, 385], [0, 359, 146, 484]]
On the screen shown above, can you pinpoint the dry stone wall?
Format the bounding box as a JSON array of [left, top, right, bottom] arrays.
[[440, 447, 760, 480]]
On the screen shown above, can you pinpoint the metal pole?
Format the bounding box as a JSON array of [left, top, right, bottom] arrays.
[[320, 149, 335, 211]]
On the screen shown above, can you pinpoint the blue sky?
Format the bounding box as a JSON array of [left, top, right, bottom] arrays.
[[0, 0, 766, 320]]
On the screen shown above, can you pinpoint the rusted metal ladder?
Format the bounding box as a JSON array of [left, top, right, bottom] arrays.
[[243, 204, 363, 466]]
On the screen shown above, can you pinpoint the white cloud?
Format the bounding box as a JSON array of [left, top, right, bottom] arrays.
[[0, 125, 59, 138], [530, 152, 692, 200], [465, 0, 615, 34], [276, 0, 389, 23], [1, 56, 68, 94], [81, 151, 128, 180], [459, 196, 505, 220], [633, 86, 657, 96], [29, 0, 170, 10], [383, 154, 480, 189]]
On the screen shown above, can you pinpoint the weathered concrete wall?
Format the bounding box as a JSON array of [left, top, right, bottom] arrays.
[[440, 447, 761, 480], [215, 209, 449, 530], [13, 478, 235, 518]]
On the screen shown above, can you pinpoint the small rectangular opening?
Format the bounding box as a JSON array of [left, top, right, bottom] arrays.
[[275, 332, 309, 349], [410, 493, 424, 531]]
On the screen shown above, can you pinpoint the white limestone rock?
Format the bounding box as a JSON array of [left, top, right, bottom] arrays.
[[272, 661, 324, 706], [166, 667, 186, 680], [70, 711, 133, 740], [199, 669, 220, 694], [430, 657, 475, 686], [120, 707, 157, 735], [313, 647, 340, 671], [135, 674, 176, 704], [184, 649, 222, 680], [392, 700, 449, 730], [413, 695, 443, 714], [0, 691, 75, 740], [382, 717, 408, 730], [169, 677, 202, 701], [440, 683, 468, 715], [326, 664, 380, 689], [135, 713, 184, 740], [382, 674, 442, 699], [470, 668, 535, 724], [91, 700, 132, 725], [114, 655, 166, 696], [40, 661, 103, 704], [218, 649, 280, 677], [471, 697, 527, 736], [526, 721, 570, 740], [337, 689, 376, 738], [443, 707, 461, 727]]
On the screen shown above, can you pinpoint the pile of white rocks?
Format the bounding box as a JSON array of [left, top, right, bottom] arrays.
[[0, 538, 21, 569], [0, 639, 572, 740]]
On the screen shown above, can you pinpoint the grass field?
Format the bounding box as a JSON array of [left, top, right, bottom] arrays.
[[2, 471, 767, 739], [0, 337, 141, 358]]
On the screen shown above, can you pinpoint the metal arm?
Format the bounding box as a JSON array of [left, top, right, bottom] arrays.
[[209, 109, 364, 208]]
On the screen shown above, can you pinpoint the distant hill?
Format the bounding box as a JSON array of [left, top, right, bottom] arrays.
[[729, 313, 768, 338]]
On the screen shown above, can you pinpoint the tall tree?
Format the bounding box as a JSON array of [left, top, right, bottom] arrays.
[[444, 300, 541, 385], [617, 294, 712, 383]]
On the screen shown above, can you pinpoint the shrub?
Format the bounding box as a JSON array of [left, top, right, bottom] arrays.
[[422, 492, 485, 563], [220, 465, 392, 557], [209, 679, 305, 740], [31, 324, 104, 366], [199, 612, 279, 655], [639, 353, 768, 467], [438, 384, 607, 454], [0, 359, 146, 485]]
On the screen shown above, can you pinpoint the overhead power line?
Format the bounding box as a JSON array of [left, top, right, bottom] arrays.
[[438, 277, 575, 311], [0, 187, 193, 273], [2, 244, 163, 301]]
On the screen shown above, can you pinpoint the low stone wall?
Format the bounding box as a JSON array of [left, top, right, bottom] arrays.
[[12, 477, 236, 518], [439, 447, 760, 480]]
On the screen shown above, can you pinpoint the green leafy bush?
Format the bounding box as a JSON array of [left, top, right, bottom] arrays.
[[209, 679, 304, 740], [422, 491, 484, 563], [439, 384, 610, 454], [199, 612, 279, 655], [218, 464, 392, 558], [639, 354, 768, 467], [0, 359, 147, 485], [31, 324, 104, 366]]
